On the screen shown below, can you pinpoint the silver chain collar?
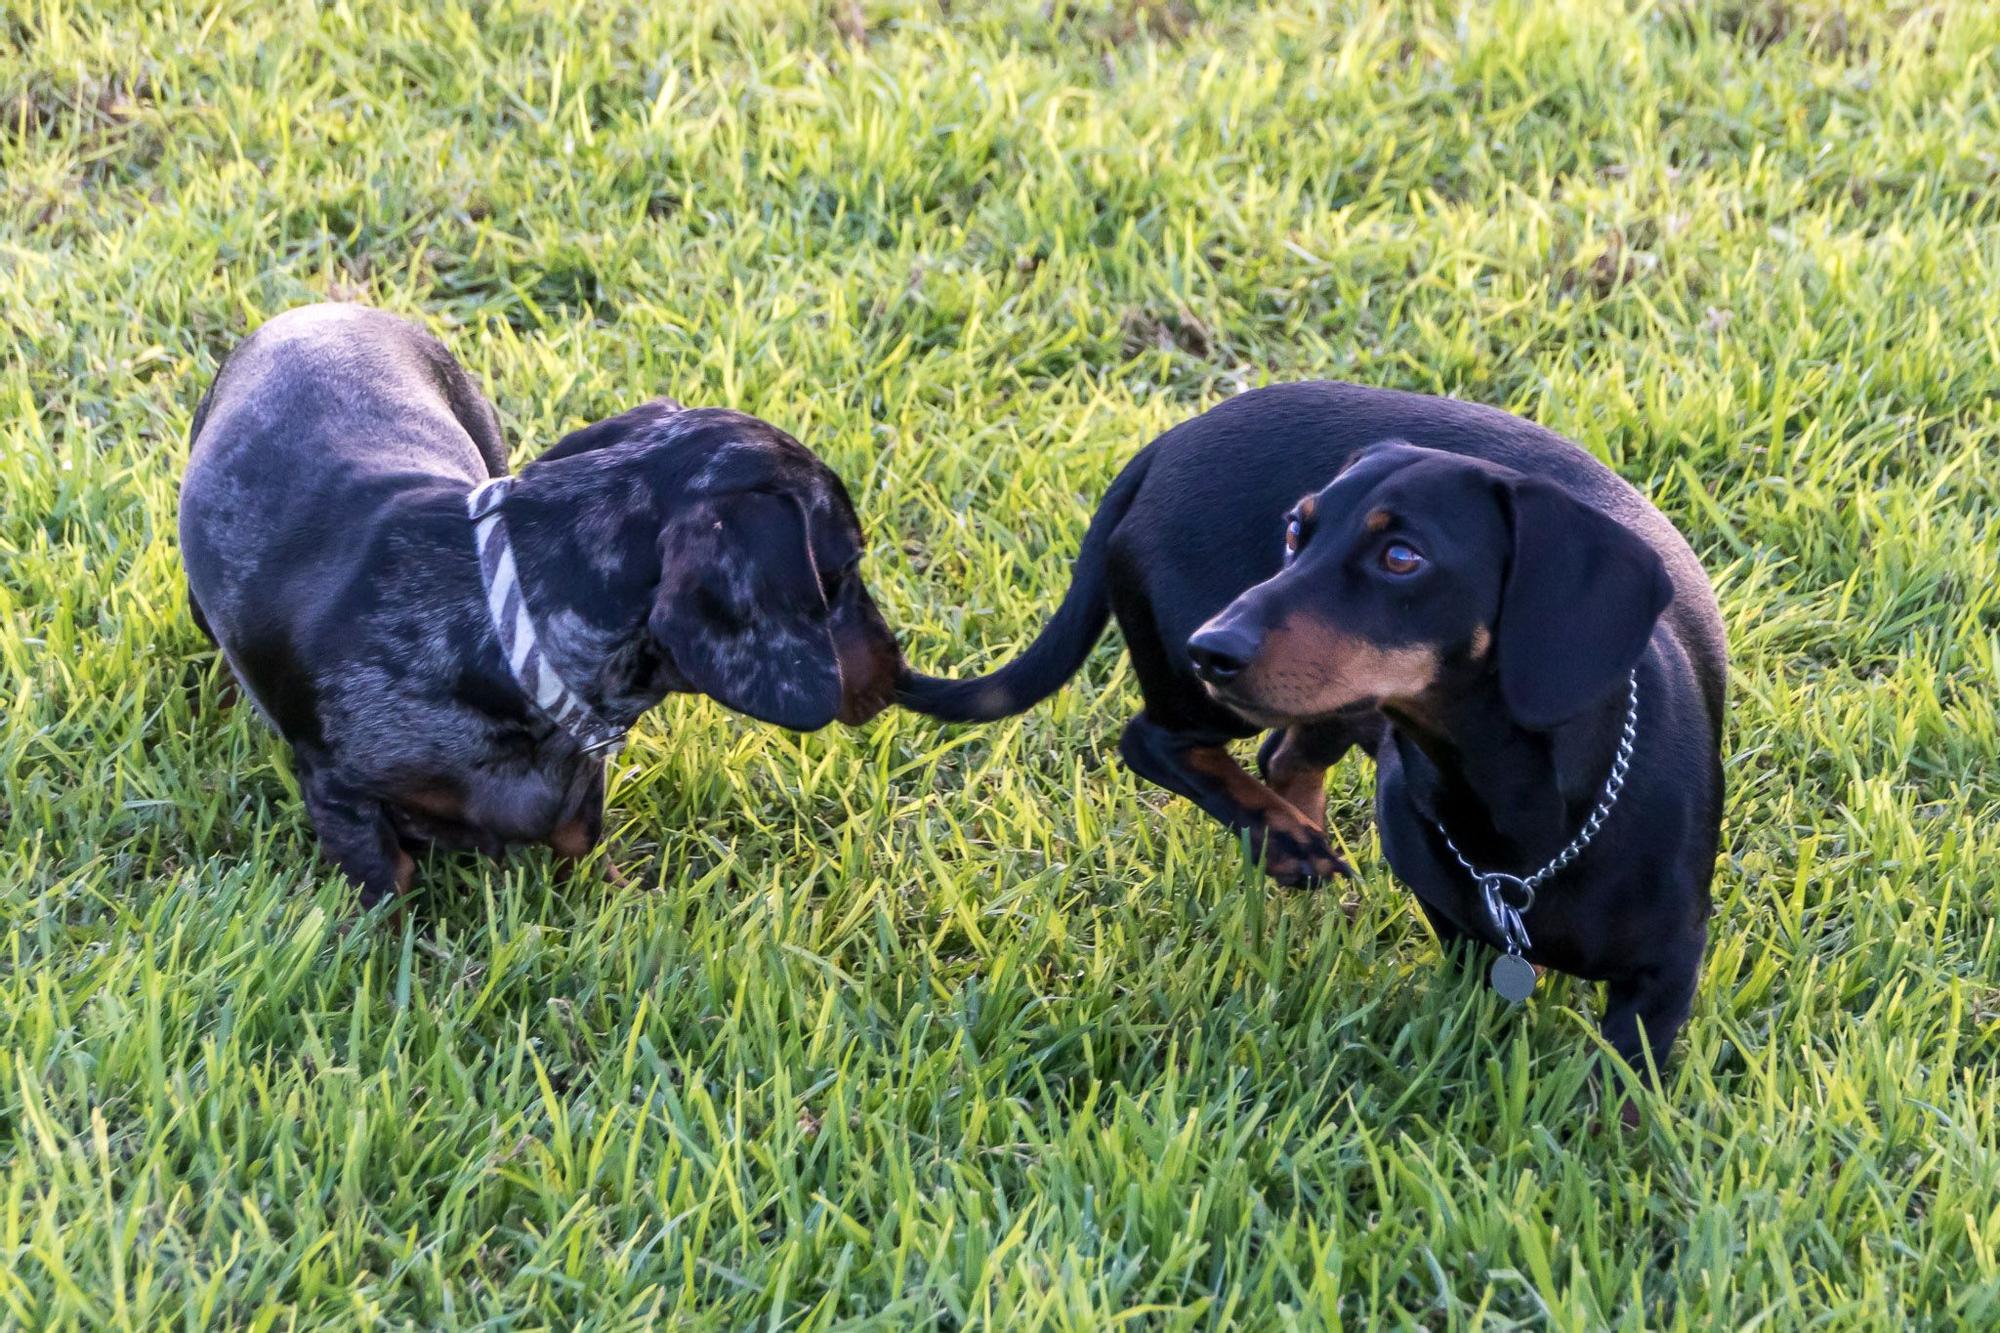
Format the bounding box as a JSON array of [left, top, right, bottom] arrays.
[[1432, 669, 1639, 1001]]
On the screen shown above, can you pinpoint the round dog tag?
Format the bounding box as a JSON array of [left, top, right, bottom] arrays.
[[1490, 953, 1538, 1004]]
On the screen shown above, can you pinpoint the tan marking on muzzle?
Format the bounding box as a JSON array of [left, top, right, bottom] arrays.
[[1232, 612, 1440, 719], [1469, 624, 1492, 660]]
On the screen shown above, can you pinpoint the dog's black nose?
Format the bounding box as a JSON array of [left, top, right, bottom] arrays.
[[1187, 625, 1258, 682]]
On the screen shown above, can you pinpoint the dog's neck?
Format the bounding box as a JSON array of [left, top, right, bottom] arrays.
[[478, 456, 690, 737], [1384, 674, 1631, 875]]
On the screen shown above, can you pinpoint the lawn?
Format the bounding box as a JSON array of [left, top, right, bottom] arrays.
[[5, 0, 2000, 1325]]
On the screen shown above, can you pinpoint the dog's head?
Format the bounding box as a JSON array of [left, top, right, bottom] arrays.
[[640, 412, 903, 732], [1186, 441, 1671, 731]]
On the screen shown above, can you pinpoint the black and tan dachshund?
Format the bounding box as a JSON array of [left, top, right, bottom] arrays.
[[181, 304, 901, 906], [900, 383, 1726, 1075]]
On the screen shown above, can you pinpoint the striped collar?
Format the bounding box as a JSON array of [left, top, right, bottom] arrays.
[[467, 477, 627, 755]]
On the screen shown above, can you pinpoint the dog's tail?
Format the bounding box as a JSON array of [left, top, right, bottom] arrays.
[[896, 451, 1152, 722]]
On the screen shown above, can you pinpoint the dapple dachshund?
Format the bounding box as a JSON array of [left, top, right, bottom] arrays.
[[899, 383, 1725, 1074], [181, 304, 901, 907]]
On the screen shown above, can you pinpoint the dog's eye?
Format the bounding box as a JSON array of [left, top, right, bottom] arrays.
[[1284, 517, 1303, 560], [1379, 541, 1425, 575]]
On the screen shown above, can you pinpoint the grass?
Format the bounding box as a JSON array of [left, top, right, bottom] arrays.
[[4, 0, 2000, 1324]]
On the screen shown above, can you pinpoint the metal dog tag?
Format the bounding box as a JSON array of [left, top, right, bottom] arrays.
[[1490, 953, 1538, 1004]]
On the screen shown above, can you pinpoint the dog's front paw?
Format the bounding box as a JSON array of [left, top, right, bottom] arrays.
[[1254, 824, 1351, 888]]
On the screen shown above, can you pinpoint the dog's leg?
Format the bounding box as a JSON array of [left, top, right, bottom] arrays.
[[184, 586, 245, 709], [303, 770, 413, 908], [1255, 713, 1379, 832], [188, 582, 219, 648], [1119, 712, 1349, 886], [1599, 948, 1701, 1091], [548, 762, 618, 884], [1412, 894, 1476, 969]]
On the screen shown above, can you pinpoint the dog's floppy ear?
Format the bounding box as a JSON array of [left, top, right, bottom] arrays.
[[1493, 477, 1672, 730], [648, 490, 842, 731]]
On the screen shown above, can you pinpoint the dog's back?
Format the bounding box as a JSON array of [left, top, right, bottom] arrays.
[[180, 305, 508, 737], [1118, 382, 1728, 733], [901, 380, 1728, 740], [185, 304, 504, 487]]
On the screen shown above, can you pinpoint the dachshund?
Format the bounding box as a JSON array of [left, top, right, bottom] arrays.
[[181, 304, 901, 906], [898, 382, 1725, 1074]]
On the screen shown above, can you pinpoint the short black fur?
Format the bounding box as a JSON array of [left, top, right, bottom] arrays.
[[899, 382, 1726, 1081]]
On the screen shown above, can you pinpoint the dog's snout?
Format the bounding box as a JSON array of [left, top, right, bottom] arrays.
[[1188, 624, 1259, 683]]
